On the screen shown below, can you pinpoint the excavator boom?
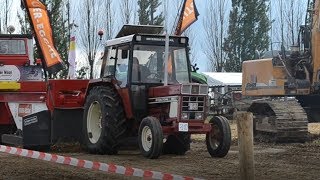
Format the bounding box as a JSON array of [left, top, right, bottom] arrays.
[[241, 0, 319, 142]]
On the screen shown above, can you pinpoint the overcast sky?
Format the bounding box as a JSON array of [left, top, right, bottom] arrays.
[[6, 0, 308, 72]]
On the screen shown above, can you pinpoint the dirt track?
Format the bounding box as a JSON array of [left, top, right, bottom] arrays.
[[0, 122, 320, 179]]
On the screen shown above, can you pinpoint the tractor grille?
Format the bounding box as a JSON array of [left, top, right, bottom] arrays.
[[182, 96, 205, 112]]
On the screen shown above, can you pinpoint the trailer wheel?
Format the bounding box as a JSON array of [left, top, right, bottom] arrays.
[[138, 117, 163, 159], [82, 86, 127, 155], [163, 133, 190, 155], [206, 116, 231, 158]]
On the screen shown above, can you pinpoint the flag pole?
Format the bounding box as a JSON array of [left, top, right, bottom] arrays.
[[164, 0, 169, 86]]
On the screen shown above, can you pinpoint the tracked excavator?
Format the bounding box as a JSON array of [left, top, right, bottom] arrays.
[[242, 0, 319, 142]]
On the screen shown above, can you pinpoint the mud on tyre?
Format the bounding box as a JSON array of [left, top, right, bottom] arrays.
[[82, 86, 127, 155]]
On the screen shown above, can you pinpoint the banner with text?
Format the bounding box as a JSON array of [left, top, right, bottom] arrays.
[[24, 0, 64, 74], [174, 0, 199, 35]]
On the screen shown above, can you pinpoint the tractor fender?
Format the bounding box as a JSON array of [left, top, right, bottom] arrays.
[[85, 77, 119, 94], [84, 78, 133, 119]]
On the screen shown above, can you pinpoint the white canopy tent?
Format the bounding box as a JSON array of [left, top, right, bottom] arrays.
[[202, 72, 242, 86]]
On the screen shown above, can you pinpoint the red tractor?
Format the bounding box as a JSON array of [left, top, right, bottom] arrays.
[[82, 25, 232, 158], [0, 25, 231, 159]]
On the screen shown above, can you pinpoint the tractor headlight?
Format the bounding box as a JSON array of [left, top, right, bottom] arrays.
[[195, 113, 203, 120], [181, 112, 189, 120], [136, 35, 142, 41]]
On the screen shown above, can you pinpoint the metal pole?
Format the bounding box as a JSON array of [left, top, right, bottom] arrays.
[[164, 0, 169, 86]]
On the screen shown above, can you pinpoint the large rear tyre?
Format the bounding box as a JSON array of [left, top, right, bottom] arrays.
[[82, 86, 127, 155], [206, 116, 231, 158], [138, 117, 163, 159], [163, 133, 190, 155]]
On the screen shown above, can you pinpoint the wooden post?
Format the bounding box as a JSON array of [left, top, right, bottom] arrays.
[[236, 111, 255, 180]]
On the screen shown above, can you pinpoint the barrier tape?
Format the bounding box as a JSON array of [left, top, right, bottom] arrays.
[[0, 145, 204, 180]]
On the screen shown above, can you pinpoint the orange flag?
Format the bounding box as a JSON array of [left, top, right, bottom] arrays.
[[23, 0, 64, 73], [174, 0, 199, 35]]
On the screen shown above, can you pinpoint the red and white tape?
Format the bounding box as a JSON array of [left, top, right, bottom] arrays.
[[0, 145, 203, 180]]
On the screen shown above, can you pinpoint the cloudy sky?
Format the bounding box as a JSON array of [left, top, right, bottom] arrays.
[[6, 0, 308, 72]]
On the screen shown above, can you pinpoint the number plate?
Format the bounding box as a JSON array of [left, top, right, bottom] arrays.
[[178, 123, 188, 132], [188, 103, 198, 110]]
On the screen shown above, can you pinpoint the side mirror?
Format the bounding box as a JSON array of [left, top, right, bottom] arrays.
[[121, 50, 128, 59]]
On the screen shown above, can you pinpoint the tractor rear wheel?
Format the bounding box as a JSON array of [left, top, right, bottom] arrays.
[[163, 133, 190, 155], [206, 116, 231, 158], [138, 117, 163, 159], [82, 86, 127, 155]]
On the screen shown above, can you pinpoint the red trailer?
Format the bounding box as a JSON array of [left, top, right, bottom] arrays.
[[0, 34, 88, 150]]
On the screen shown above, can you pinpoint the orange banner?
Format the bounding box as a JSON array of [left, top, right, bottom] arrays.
[[175, 0, 199, 35], [24, 0, 64, 73]]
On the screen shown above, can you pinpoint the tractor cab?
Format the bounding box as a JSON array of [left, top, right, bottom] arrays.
[[99, 25, 197, 119], [100, 25, 190, 87]]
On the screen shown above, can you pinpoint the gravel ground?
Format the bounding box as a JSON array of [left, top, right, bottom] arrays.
[[0, 122, 320, 179]]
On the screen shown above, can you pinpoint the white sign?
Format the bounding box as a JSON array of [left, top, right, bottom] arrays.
[[178, 122, 189, 132], [188, 102, 198, 110], [0, 65, 20, 81], [8, 102, 48, 130]]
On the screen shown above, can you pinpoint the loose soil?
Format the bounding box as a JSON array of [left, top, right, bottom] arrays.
[[0, 122, 319, 179]]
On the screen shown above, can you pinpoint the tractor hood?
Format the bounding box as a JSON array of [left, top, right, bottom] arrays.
[[148, 84, 209, 97]]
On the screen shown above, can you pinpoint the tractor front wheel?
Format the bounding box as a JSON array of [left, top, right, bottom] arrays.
[[138, 117, 163, 159], [206, 116, 231, 158]]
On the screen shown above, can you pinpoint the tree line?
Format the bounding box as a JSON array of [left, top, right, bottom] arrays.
[[0, 0, 309, 77]]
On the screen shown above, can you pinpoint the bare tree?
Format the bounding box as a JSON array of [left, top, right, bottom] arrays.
[[0, 0, 13, 33], [273, 0, 305, 49], [169, 0, 182, 34], [106, 0, 114, 39], [203, 0, 229, 72], [184, 27, 197, 65], [120, 0, 136, 25], [76, 0, 114, 79]]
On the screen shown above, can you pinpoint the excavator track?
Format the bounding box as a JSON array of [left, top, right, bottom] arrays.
[[248, 98, 308, 143]]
